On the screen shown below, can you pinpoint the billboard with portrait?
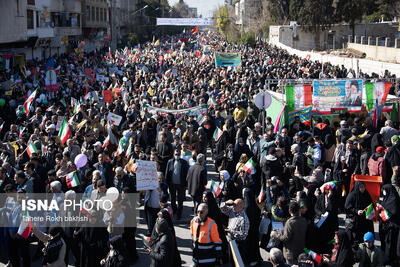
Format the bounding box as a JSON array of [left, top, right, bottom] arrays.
[[312, 80, 363, 110]]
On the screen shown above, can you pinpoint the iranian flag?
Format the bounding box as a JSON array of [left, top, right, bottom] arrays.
[[286, 84, 312, 111], [19, 126, 26, 137], [103, 135, 110, 148], [304, 248, 322, 264], [257, 184, 266, 203], [66, 171, 80, 188], [365, 203, 376, 220], [320, 180, 337, 192], [376, 203, 392, 222], [365, 82, 392, 111], [191, 26, 199, 34], [0, 121, 4, 133], [24, 89, 37, 115], [242, 158, 256, 174], [58, 120, 71, 144], [213, 127, 223, 141], [209, 180, 223, 198], [46, 105, 55, 112], [17, 210, 32, 239], [141, 234, 151, 247], [125, 144, 132, 157], [208, 97, 217, 108], [116, 137, 128, 156], [27, 143, 38, 158]]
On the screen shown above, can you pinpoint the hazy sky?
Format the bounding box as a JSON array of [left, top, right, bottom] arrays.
[[168, 0, 225, 17]]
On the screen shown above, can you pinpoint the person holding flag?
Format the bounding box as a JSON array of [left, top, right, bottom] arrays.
[[344, 181, 374, 243], [7, 189, 32, 267]]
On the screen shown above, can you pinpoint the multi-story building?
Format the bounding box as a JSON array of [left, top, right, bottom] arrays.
[[82, 0, 109, 51], [235, 0, 261, 32], [0, 0, 82, 62]]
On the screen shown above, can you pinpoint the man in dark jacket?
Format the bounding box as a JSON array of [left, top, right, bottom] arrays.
[[93, 153, 114, 188], [356, 141, 371, 175], [165, 149, 189, 220], [186, 153, 207, 213], [156, 132, 174, 174], [261, 147, 283, 182]]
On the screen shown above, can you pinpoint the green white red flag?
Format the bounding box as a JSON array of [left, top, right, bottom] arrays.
[[376, 203, 391, 222], [304, 248, 322, 264], [58, 120, 71, 144], [243, 158, 256, 174], [24, 89, 37, 115], [365, 203, 376, 220], [17, 210, 32, 239], [286, 84, 312, 110], [66, 171, 80, 188], [213, 127, 223, 141], [27, 143, 38, 158], [365, 82, 392, 111]]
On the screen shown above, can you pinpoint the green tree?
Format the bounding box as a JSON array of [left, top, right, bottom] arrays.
[[372, 0, 399, 21], [297, 0, 335, 50], [269, 0, 291, 23], [289, 0, 304, 21], [240, 30, 256, 46], [217, 5, 231, 35], [336, 0, 366, 37]]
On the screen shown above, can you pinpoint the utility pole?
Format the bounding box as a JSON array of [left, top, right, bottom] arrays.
[[110, 0, 117, 51]]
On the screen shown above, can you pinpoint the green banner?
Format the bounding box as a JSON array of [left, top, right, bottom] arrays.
[[215, 52, 241, 67]]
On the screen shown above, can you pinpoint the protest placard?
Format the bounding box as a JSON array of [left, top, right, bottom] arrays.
[[135, 160, 159, 191]]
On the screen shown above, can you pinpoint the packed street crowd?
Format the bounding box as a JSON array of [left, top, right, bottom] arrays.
[[0, 29, 399, 267]]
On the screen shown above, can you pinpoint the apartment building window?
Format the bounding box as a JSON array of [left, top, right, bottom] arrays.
[[51, 12, 80, 27], [86, 5, 90, 21], [27, 9, 34, 29], [96, 7, 99, 22], [92, 7, 95, 21], [100, 8, 103, 21], [27, 0, 35, 5]]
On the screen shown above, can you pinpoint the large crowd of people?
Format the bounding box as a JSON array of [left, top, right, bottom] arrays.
[[0, 30, 399, 267]]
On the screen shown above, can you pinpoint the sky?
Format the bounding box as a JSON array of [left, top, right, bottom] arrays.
[[168, 0, 225, 18]]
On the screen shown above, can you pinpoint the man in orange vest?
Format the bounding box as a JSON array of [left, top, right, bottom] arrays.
[[190, 203, 222, 266]]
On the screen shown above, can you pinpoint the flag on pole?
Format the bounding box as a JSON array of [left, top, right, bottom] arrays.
[[242, 158, 256, 174], [80, 207, 93, 220], [66, 171, 80, 188], [304, 248, 322, 264], [376, 203, 391, 222], [0, 122, 4, 133], [24, 89, 37, 115], [60, 98, 67, 107], [286, 84, 312, 111], [58, 120, 71, 144], [154, 40, 160, 47], [208, 180, 223, 198], [116, 137, 128, 156], [213, 127, 223, 141], [257, 184, 266, 203], [125, 144, 132, 157], [365, 203, 376, 220], [17, 210, 32, 239], [365, 82, 392, 111], [46, 105, 55, 112], [27, 143, 38, 158], [191, 26, 199, 34], [19, 126, 26, 137]]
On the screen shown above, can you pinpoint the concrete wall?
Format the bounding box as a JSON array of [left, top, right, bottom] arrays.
[[348, 43, 400, 63], [0, 0, 27, 43], [269, 40, 400, 77], [270, 22, 400, 51]]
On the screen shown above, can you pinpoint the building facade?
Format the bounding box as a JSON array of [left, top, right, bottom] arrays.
[[82, 0, 109, 51], [0, 0, 82, 62]]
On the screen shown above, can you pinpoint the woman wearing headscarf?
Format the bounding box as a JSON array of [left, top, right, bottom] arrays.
[[202, 190, 229, 263], [147, 218, 174, 267], [235, 154, 248, 172], [370, 133, 384, 153], [314, 183, 339, 254], [323, 230, 354, 267], [324, 133, 336, 169], [219, 144, 237, 176], [100, 236, 127, 267], [218, 170, 241, 204], [234, 137, 253, 163], [215, 131, 229, 171], [150, 209, 182, 266], [378, 184, 400, 265], [344, 181, 374, 242], [243, 180, 262, 265]]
